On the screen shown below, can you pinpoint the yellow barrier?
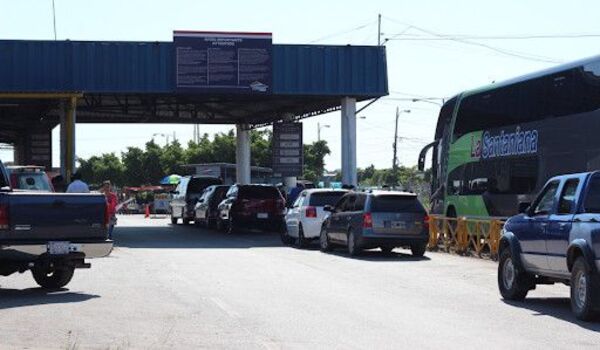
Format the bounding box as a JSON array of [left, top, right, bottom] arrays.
[[428, 215, 505, 260]]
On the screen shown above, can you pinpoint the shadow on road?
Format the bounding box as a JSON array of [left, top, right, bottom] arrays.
[[503, 298, 600, 330], [114, 225, 284, 249], [0, 288, 99, 310], [326, 249, 431, 262]]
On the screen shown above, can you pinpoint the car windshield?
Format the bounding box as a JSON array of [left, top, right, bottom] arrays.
[[239, 186, 281, 199], [309, 192, 346, 206], [188, 178, 221, 193], [16, 173, 51, 191], [370, 195, 425, 213]]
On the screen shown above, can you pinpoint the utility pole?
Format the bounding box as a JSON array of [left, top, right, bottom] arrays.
[[392, 108, 411, 187], [377, 13, 382, 46], [392, 107, 399, 180], [52, 0, 57, 40]]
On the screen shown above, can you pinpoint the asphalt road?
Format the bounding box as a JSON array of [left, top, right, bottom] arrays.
[[1, 215, 599, 349]]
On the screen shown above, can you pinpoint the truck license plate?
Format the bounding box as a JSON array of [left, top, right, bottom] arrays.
[[48, 241, 70, 255], [257, 213, 268, 219], [392, 221, 407, 229]]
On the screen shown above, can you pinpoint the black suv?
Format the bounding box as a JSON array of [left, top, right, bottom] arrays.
[[321, 191, 429, 256], [170, 176, 222, 225]]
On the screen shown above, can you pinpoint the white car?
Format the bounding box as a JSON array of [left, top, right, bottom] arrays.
[[282, 189, 348, 248]]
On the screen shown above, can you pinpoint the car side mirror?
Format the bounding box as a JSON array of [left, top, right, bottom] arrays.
[[518, 202, 531, 214], [323, 205, 334, 212]]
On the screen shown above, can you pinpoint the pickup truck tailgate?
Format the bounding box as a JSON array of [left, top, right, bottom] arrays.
[[2, 193, 107, 241]]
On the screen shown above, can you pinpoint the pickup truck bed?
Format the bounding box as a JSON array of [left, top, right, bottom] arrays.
[[0, 169, 113, 289]]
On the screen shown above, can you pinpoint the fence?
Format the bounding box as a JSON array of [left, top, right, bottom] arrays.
[[427, 215, 504, 260]]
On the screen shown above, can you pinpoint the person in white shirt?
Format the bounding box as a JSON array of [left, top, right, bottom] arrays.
[[66, 172, 90, 193]]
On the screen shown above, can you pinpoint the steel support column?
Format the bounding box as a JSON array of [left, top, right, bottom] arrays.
[[341, 97, 357, 187], [236, 124, 251, 185], [60, 97, 77, 179]]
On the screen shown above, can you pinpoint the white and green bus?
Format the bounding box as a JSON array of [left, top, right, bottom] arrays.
[[419, 55, 600, 218]]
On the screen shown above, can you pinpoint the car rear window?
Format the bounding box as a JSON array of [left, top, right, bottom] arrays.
[[309, 192, 346, 207], [16, 173, 51, 191], [188, 178, 222, 193], [239, 186, 281, 199], [370, 195, 425, 213]]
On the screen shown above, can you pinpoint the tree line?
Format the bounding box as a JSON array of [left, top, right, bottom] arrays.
[[78, 129, 331, 187]]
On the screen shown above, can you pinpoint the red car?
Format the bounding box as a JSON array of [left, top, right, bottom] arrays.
[[216, 184, 286, 233]]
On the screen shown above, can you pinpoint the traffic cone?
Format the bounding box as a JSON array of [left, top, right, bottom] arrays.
[[145, 204, 150, 218]]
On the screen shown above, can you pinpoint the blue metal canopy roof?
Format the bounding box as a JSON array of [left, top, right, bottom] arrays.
[[0, 40, 388, 97], [0, 39, 387, 126]]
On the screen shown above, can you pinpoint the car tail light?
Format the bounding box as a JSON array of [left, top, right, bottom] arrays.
[[0, 205, 9, 229], [305, 206, 317, 218], [423, 215, 430, 230], [363, 212, 373, 228]]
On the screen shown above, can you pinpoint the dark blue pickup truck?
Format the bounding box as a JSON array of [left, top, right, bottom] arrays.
[[498, 171, 600, 320], [0, 162, 112, 289]]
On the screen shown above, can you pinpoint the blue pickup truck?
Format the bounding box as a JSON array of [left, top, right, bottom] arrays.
[[0, 162, 113, 289], [498, 171, 600, 320]]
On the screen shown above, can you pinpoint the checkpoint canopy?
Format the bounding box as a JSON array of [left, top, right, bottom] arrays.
[[0, 32, 388, 182]]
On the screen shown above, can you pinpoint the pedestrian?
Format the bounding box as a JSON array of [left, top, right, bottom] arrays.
[[51, 175, 66, 192], [66, 172, 90, 193], [101, 180, 118, 239]]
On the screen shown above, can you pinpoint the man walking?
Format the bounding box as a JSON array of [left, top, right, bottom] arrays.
[[101, 180, 118, 239], [66, 172, 90, 193]]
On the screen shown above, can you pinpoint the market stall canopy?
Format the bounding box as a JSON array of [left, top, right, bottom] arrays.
[[160, 174, 181, 185]]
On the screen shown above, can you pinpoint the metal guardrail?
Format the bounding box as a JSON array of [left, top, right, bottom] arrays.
[[427, 215, 504, 260]]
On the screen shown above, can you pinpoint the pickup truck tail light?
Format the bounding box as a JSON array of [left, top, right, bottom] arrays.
[[0, 204, 9, 229], [305, 206, 317, 218], [363, 212, 373, 229]]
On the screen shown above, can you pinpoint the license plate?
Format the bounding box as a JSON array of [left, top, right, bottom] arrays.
[[392, 221, 407, 229], [257, 213, 269, 219], [48, 241, 70, 255]]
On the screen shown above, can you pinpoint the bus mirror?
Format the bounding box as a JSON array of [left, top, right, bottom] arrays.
[[518, 202, 531, 214]]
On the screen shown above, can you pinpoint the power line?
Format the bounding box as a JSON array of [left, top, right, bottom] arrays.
[[385, 33, 600, 41], [381, 16, 563, 64], [308, 20, 377, 44]]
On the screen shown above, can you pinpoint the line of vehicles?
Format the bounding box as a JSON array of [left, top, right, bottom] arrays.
[[169, 175, 430, 256]]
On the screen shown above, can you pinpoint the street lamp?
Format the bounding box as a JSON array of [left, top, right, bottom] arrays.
[[411, 98, 443, 107], [317, 122, 330, 141]]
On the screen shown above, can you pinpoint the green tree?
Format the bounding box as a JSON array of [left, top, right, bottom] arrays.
[[303, 140, 331, 182], [160, 139, 185, 175], [142, 140, 164, 184], [78, 153, 124, 186], [250, 129, 272, 167], [121, 147, 145, 186]]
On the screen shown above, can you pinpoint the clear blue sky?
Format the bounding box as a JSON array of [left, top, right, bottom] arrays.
[[1, 0, 599, 170]]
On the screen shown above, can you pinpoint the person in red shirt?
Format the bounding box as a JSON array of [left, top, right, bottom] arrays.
[[102, 180, 118, 239]]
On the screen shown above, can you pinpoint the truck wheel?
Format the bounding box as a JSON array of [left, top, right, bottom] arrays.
[[171, 216, 178, 225], [498, 248, 533, 301], [296, 225, 308, 249], [571, 257, 600, 321], [410, 242, 427, 257], [32, 266, 75, 289], [319, 227, 333, 252]]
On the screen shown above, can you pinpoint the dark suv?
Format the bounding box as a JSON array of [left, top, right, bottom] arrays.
[[320, 191, 429, 256], [194, 185, 230, 229], [170, 176, 222, 225], [217, 184, 286, 233]]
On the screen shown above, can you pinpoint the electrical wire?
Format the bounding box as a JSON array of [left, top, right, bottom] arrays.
[[308, 20, 377, 44], [382, 16, 563, 64]]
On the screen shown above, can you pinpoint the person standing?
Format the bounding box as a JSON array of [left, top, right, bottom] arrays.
[[66, 172, 90, 193], [101, 180, 118, 239]]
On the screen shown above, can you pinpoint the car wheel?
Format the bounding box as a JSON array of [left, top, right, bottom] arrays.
[[31, 265, 75, 289], [280, 226, 294, 246], [319, 226, 333, 252], [347, 230, 361, 257], [296, 225, 308, 249], [171, 216, 178, 225], [410, 242, 427, 257], [226, 218, 236, 234], [498, 248, 533, 301], [571, 256, 600, 321], [380, 246, 394, 255]]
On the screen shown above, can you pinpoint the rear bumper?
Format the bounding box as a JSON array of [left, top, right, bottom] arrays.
[[359, 233, 428, 248], [0, 240, 113, 261]]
